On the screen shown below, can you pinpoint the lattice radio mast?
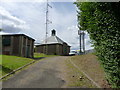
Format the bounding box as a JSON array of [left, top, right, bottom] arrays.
[[45, 0, 52, 54]]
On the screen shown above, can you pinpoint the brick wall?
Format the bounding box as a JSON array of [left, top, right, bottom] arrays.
[[2, 35, 34, 58]]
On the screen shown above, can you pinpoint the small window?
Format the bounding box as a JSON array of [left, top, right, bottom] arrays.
[[2, 38, 11, 46]]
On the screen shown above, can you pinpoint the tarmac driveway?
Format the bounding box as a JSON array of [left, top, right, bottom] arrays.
[[2, 56, 69, 88]]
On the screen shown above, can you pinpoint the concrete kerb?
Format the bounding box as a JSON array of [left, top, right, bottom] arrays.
[[0, 60, 36, 80]]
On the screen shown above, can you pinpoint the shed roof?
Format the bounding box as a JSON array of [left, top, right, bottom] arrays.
[[0, 34, 35, 41]]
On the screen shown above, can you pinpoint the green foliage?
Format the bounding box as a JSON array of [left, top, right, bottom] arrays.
[[0, 29, 2, 31], [75, 2, 120, 88]]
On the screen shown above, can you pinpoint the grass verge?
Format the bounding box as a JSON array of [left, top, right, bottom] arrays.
[[65, 57, 96, 88], [0, 55, 34, 77], [70, 53, 110, 88]]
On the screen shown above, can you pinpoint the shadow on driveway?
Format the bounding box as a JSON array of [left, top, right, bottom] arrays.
[[30, 57, 45, 60]]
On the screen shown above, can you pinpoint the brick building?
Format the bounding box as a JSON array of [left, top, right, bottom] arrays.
[[35, 30, 70, 55], [1, 34, 35, 58]]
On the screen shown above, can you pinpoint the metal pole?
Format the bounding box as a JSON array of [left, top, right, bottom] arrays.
[[79, 30, 82, 54], [83, 31, 85, 54], [45, 0, 48, 55], [45, 0, 52, 55]]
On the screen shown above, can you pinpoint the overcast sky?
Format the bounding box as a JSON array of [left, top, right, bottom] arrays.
[[0, 0, 94, 50]]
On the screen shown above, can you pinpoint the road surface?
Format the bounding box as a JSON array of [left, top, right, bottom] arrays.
[[3, 56, 69, 88]]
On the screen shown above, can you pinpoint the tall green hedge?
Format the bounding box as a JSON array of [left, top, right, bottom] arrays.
[[75, 2, 120, 88]]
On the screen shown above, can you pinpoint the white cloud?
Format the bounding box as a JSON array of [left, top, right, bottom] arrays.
[[0, 7, 25, 24], [60, 25, 94, 50], [0, 2, 93, 50], [1, 0, 76, 3], [1, 0, 45, 2], [0, 6, 29, 33]]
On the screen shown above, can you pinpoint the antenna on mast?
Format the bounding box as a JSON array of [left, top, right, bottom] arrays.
[[45, 0, 52, 54]]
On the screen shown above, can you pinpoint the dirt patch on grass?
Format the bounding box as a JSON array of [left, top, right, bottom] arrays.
[[71, 53, 110, 88]]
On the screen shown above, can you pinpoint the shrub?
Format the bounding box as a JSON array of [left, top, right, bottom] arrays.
[[75, 2, 120, 88]]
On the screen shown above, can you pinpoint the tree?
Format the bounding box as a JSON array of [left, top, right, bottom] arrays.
[[0, 28, 2, 31], [75, 2, 120, 88]]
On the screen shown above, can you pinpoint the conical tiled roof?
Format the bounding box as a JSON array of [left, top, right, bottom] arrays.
[[41, 36, 65, 45], [40, 30, 70, 46]]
